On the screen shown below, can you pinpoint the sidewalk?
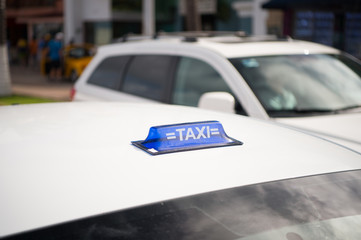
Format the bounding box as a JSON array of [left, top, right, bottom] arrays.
[[10, 65, 73, 101]]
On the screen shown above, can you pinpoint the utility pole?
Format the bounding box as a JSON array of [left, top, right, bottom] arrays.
[[0, 0, 12, 96], [185, 0, 201, 31], [142, 0, 155, 36]]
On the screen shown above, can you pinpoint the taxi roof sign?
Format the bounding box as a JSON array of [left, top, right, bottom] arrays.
[[132, 121, 243, 155]]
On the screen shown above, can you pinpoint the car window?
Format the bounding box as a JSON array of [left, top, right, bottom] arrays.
[[172, 56, 232, 107], [87, 56, 129, 90], [7, 170, 361, 239], [230, 54, 361, 117], [121, 55, 175, 102], [68, 48, 90, 58]]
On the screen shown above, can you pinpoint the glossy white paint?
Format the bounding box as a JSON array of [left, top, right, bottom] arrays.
[[1, 102, 361, 237], [198, 92, 236, 114], [73, 38, 361, 152], [73, 39, 341, 120], [196, 38, 339, 58], [276, 112, 361, 152]]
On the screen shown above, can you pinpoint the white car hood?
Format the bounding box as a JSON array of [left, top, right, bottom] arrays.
[[276, 112, 361, 153]]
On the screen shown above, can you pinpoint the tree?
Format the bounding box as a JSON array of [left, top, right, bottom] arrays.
[[0, 0, 12, 97], [185, 0, 201, 31]]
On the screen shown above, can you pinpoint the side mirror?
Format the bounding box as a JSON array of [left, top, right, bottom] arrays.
[[198, 92, 236, 114]]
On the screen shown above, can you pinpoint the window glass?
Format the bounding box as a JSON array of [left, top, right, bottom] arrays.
[[87, 56, 129, 90], [173, 57, 232, 107], [345, 13, 361, 59], [68, 48, 89, 58], [7, 170, 361, 239], [230, 54, 361, 117], [294, 11, 334, 46], [122, 55, 174, 101]]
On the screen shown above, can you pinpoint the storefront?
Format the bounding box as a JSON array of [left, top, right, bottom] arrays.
[[6, 0, 64, 64]]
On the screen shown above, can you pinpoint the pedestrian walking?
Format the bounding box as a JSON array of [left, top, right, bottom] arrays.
[[48, 32, 64, 81], [17, 38, 27, 66], [39, 34, 51, 77], [28, 36, 38, 68]]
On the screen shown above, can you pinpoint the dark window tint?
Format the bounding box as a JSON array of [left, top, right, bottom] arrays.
[[68, 47, 90, 58], [122, 55, 175, 101], [87, 56, 129, 90], [6, 170, 361, 239], [172, 57, 232, 107]]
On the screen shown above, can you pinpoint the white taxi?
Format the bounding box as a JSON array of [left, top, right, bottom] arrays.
[[72, 33, 361, 152], [1, 102, 361, 239]]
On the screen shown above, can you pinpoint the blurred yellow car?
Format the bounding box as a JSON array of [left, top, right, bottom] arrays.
[[63, 44, 94, 82]]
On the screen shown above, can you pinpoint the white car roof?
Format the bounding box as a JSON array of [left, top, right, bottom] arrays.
[[1, 102, 360, 237], [99, 37, 340, 58]]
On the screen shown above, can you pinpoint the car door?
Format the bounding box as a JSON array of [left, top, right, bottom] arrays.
[[171, 56, 247, 115]]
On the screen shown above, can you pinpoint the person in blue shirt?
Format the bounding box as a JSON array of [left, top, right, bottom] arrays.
[[48, 32, 63, 81]]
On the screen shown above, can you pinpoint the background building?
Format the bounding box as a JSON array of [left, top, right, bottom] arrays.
[[6, 0, 270, 47], [6, 0, 63, 45], [6, 0, 63, 64], [64, 0, 269, 45], [263, 0, 361, 58], [11, 0, 360, 58]]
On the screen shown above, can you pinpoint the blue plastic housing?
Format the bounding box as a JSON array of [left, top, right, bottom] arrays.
[[132, 121, 243, 155]]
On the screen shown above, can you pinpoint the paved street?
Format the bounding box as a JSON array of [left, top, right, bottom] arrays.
[[10, 65, 73, 101]]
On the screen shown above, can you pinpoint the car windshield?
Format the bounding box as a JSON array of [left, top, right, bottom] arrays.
[[5, 170, 361, 239], [230, 54, 361, 117]]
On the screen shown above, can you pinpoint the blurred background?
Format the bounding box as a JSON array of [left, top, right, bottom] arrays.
[[1, 0, 361, 101]]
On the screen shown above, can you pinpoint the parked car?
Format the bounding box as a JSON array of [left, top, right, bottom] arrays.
[[1, 102, 361, 239], [63, 44, 94, 82], [72, 33, 361, 152]]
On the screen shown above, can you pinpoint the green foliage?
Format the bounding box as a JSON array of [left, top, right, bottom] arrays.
[[112, 0, 142, 12], [0, 95, 56, 105], [217, 0, 232, 22]]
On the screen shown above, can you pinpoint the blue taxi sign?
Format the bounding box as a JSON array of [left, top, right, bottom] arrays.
[[132, 121, 243, 155]]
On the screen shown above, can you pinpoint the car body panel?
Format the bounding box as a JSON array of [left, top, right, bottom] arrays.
[[276, 111, 361, 152], [72, 39, 361, 152], [63, 44, 94, 81], [196, 38, 339, 58], [63, 56, 92, 79], [1, 102, 361, 237], [73, 40, 343, 121], [74, 41, 270, 118]]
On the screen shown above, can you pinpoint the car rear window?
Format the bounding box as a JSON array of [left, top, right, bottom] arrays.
[[87, 56, 129, 90], [121, 55, 176, 102], [5, 170, 361, 239]]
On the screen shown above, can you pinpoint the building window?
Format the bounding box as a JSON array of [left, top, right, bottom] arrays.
[[84, 22, 112, 45], [345, 13, 361, 59], [294, 11, 334, 46]]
